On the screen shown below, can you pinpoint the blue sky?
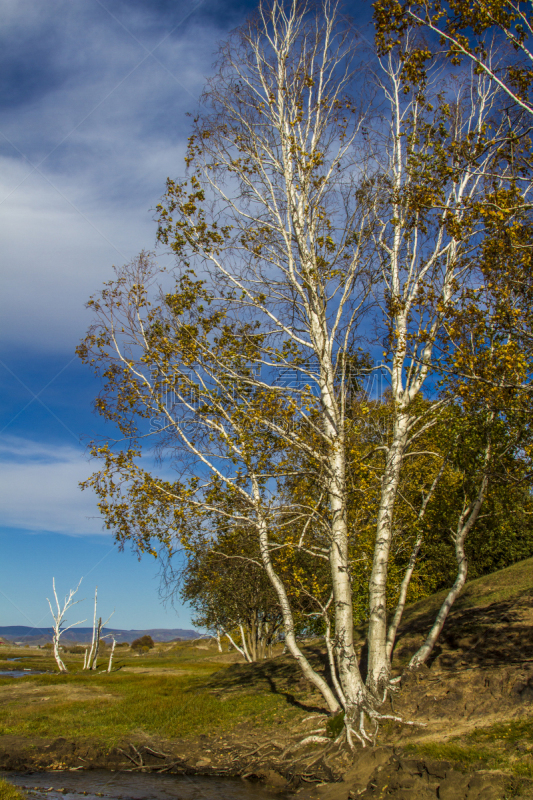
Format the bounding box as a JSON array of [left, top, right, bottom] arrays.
[[0, 0, 372, 632]]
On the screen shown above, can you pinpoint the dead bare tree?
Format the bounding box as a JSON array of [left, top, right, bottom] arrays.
[[84, 586, 115, 670], [47, 578, 86, 673], [106, 635, 117, 673]]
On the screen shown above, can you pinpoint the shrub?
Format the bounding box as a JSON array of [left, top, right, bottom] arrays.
[[131, 635, 154, 651], [0, 778, 26, 800]]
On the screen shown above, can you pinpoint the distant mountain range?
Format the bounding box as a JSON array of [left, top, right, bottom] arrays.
[[0, 626, 200, 646]]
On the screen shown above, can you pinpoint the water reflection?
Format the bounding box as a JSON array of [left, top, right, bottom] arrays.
[[3, 769, 287, 800]]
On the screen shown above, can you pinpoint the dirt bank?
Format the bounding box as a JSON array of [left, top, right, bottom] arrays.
[[1, 734, 532, 799], [2, 657, 533, 796], [3, 560, 533, 797]]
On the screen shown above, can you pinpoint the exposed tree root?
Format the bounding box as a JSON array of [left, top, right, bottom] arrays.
[[281, 735, 331, 758], [343, 707, 427, 749]]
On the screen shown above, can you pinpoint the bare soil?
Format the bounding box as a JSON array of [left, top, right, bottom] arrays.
[[3, 559, 533, 798]]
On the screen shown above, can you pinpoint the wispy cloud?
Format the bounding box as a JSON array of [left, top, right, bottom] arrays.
[[0, 435, 104, 535], [0, 0, 228, 353]]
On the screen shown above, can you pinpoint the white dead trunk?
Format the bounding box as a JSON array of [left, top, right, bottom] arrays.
[[47, 578, 86, 674], [90, 616, 103, 670], [84, 587, 114, 670], [85, 587, 98, 670], [107, 637, 116, 673]]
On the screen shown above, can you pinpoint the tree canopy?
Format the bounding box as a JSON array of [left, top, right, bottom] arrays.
[[78, 0, 533, 745]]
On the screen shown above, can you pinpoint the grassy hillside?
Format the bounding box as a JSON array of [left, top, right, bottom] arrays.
[[1, 557, 533, 788], [405, 554, 533, 621], [391, 555, 533, 672]]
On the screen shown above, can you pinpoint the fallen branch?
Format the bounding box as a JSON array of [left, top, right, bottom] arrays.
[[144, 746, 171, 759]]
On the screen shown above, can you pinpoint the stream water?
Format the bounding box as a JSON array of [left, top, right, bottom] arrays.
[[2, 770, 289, 800], [0, 670, 45, 677]]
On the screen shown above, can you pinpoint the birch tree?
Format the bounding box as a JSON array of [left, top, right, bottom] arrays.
[[47, 578, 86, 673], [176, 528, 284, 662], [374, 0, 533, 117], [79, 0, 523, 743]]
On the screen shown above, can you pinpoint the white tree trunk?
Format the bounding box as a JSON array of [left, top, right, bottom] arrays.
[[222, 628, 247, 660], [239, 624, 253, 663], [47, 578, 85, 674], [52, 633, 67, 673], [85, 587, 98, 670], [107, 637, 116, 673], [410, 455, 491, 668], [385, 457, 449, 660], [254, 492, 341, 714], [367, 412, 410, 695], [90, 617, 103, 670]]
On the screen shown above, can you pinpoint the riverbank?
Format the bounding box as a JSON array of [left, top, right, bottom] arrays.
[[2, 558, 533, 797]]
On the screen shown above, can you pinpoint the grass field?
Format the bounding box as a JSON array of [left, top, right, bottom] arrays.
[[408, 717, 533, 779], [2, 557, 533, 783], [0, 642, 302, 745]]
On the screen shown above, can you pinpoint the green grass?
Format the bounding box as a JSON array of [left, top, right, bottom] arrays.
[[407, 718, 533, 779], [0, 652, 301, 744], [402, 556, 533, 630], [0, 779, 25, 800]]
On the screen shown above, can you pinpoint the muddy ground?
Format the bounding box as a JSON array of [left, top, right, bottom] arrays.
[[2, 656, 533, 799], [3, 569, 533, 798]]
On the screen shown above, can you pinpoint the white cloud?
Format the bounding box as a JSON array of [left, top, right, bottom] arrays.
[[0, 435, 106, 535], [0, 0, 223, 353]]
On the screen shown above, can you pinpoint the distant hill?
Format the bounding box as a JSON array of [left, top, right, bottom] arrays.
[[0, 626, 199, 646]]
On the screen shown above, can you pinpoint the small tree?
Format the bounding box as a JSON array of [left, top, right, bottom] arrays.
[[131, 635, 154, 652], [47, 578, 86, 673], [176, 527, 284, 662]]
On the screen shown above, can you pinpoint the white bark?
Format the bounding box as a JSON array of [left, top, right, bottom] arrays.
[[239, 624, 253, 663], [47, 578, 86, 674], [222, 628, 248, 660], [363, 46, 506, 696], [85, 587, 98, 670], [90, 617, 102, 670], [410, 438, 492, 667], [253, 485, 341, 714], [84, 587, 114, 670], [385, 456, 449, 660], [107, 637, 116, 673], [367, 412, 410, 694]]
